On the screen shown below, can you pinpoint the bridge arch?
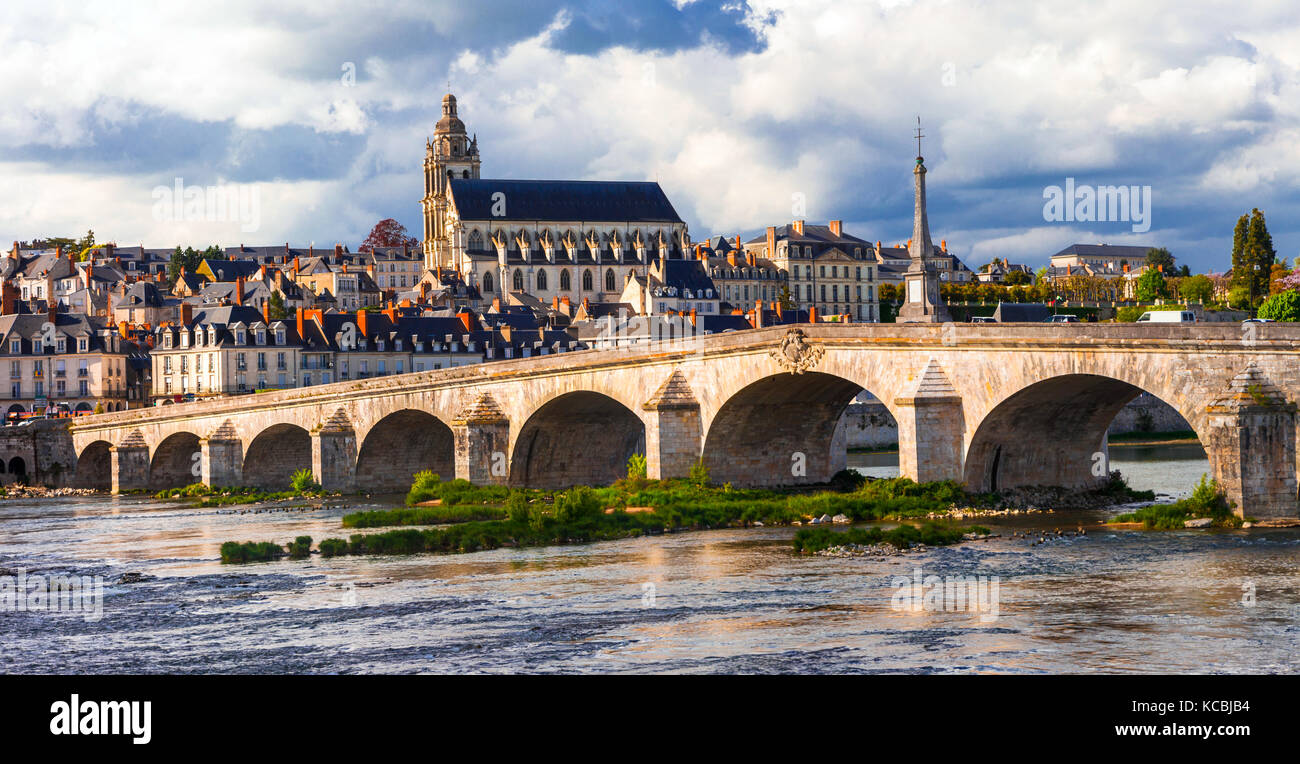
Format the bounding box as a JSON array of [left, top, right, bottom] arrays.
[[509, 391, 645, 489], [702, 371, 868, 487], [963, 373, 1209, 493], [74, 440, 113, 490], [149, 431, 201, 489], [243, 423, 312, 490], [355, 409, 455, 493]]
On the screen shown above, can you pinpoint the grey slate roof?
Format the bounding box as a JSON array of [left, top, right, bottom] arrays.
[[448, 179, 683, 223]]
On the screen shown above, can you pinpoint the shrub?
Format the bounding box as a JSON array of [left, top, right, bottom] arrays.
[[688, 458, 710, 487], [286, 535, 313, 559], [318, 538, 350, 557], [506, 491, 530, 524], [405, 470, 442, 505], [1258, 290, 1300, 321], [554, 487, 603, 523], [290, 469, 319, 493], [627, 453, 648, 480], [220, 540, 284, 564]]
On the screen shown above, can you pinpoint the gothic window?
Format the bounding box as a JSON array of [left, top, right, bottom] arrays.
[[482, 271, 494, 293], [512, 269, 524, 291], [582, 270, 593, 291], [536, 270, 548, 291], [462, 170, 470, 179], [605, 268, 615, 292], [560, 269, 571, 291], [468, 229, 484, 252]]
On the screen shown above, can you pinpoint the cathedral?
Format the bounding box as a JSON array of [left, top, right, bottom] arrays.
[[420, 93, 691, 303]]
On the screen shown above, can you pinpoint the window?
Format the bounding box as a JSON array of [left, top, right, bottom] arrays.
[[605, 268, 615, 292], [582, 270, 593, 291], [276, 352, 286, 370], [9, 340, 19, 354], [560, 269, 571, 291], [536, 270, 547, 290], [482, 271, 494, 293], [512, 269, 524, 291], [257, 353, 266, 371]]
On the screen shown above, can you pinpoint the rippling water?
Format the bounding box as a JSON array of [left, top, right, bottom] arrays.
[[2, 445, 1297, 674]]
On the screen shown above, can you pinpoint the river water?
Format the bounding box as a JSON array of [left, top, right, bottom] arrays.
[[2, 443, 1297, 674]]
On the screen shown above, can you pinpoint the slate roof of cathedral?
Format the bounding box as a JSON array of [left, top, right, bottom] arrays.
[[448, 179, 684, 223]]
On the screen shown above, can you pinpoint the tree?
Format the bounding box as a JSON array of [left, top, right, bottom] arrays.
[[168, 244, 224, 285], [1005, 269, 1031, 286], [1258, 291, 1300, 322], [777, 284, 797, 310], [361, 218, 419, 252], [1135, 268, 1168, 302], [1230, 208, 1276, 306], [1145, 247, 1175, 273], [1179, 274, 1214, 305], [267, 291, 288, 320]]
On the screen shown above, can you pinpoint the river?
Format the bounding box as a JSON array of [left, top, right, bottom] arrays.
[[2, 443, 1297, 674]]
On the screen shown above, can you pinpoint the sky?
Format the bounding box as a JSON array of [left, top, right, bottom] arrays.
[[2, 0, 1298, 273]]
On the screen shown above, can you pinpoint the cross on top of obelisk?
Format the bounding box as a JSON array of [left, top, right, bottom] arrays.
[[914, 116, 924, 161]]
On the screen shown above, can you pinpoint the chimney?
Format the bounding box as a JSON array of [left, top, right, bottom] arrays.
[[582, 296, 590, 311], [262, 300, 270, 325], [753, 300, 764, 329], [774, 300, 783, 320], [334, 243, 343, 258], [419, 281, 429, 302], [808, 305, 819, 323], [180, 301, 193, 326], [1, 281, 17, 315], [48, 303, 58, 327], [455, 309, 473, 333], [766, 226, 776, 257], [296, 307, 305, 339], [734, 235, 742, 251], [491, 297, 501, 313], [235, 276, 245, 306], [259, 263, 267, 280], [829, 220, 842, 237], [746, 250, 756, 267], [551, 296, 559, 310], [293, 256, 300, 274], [793, 220, 805, 236], [941, 239, 948, 252], [688, 308, 697, 327], [356, 308, 368, 338], [727, 250, 739, 267]]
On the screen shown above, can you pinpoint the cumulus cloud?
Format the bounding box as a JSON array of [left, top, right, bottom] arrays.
[[2, 0, 1299, 271]]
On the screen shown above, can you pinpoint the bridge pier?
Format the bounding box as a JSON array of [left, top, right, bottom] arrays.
[[453, 394, 510, 485], [1206, 369, 1298, 520], [313, 427, 357, 492], [894, 361, 964, 484], [110, 444, 149, 494], [642, 371, 702, 480], [200, 436, 243, 488]]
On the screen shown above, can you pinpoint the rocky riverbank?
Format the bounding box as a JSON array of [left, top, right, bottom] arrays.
[[1, 485, 100, 499]]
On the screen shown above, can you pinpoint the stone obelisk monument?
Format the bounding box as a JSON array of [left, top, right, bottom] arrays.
[[897, 118, 952, 324]]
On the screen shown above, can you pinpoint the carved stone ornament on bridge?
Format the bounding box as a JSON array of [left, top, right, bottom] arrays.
[[771, 328, 824, 375]]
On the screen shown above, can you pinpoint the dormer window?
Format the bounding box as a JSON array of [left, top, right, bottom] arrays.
[[180, 331, 190, 348], [9, 340, 20, 354], [275, 329, 285, 345], [376, 339, 385, 352], [56, 338, 66, 353], [236, 329, 246, 345], [256, 329, 266, 345]]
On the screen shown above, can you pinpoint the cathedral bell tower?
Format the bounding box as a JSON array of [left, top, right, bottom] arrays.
[[422, 92, 481, 270]]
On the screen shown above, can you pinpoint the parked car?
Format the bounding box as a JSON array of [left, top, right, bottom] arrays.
[[970, 316, 997, 323], [1242, 317, 1274, 324], [1043, 314, 1080, 323], [1137, 310, 1197, 323]]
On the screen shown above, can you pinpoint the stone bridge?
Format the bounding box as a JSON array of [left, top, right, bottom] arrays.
[[49, 323, 1300, 519]]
